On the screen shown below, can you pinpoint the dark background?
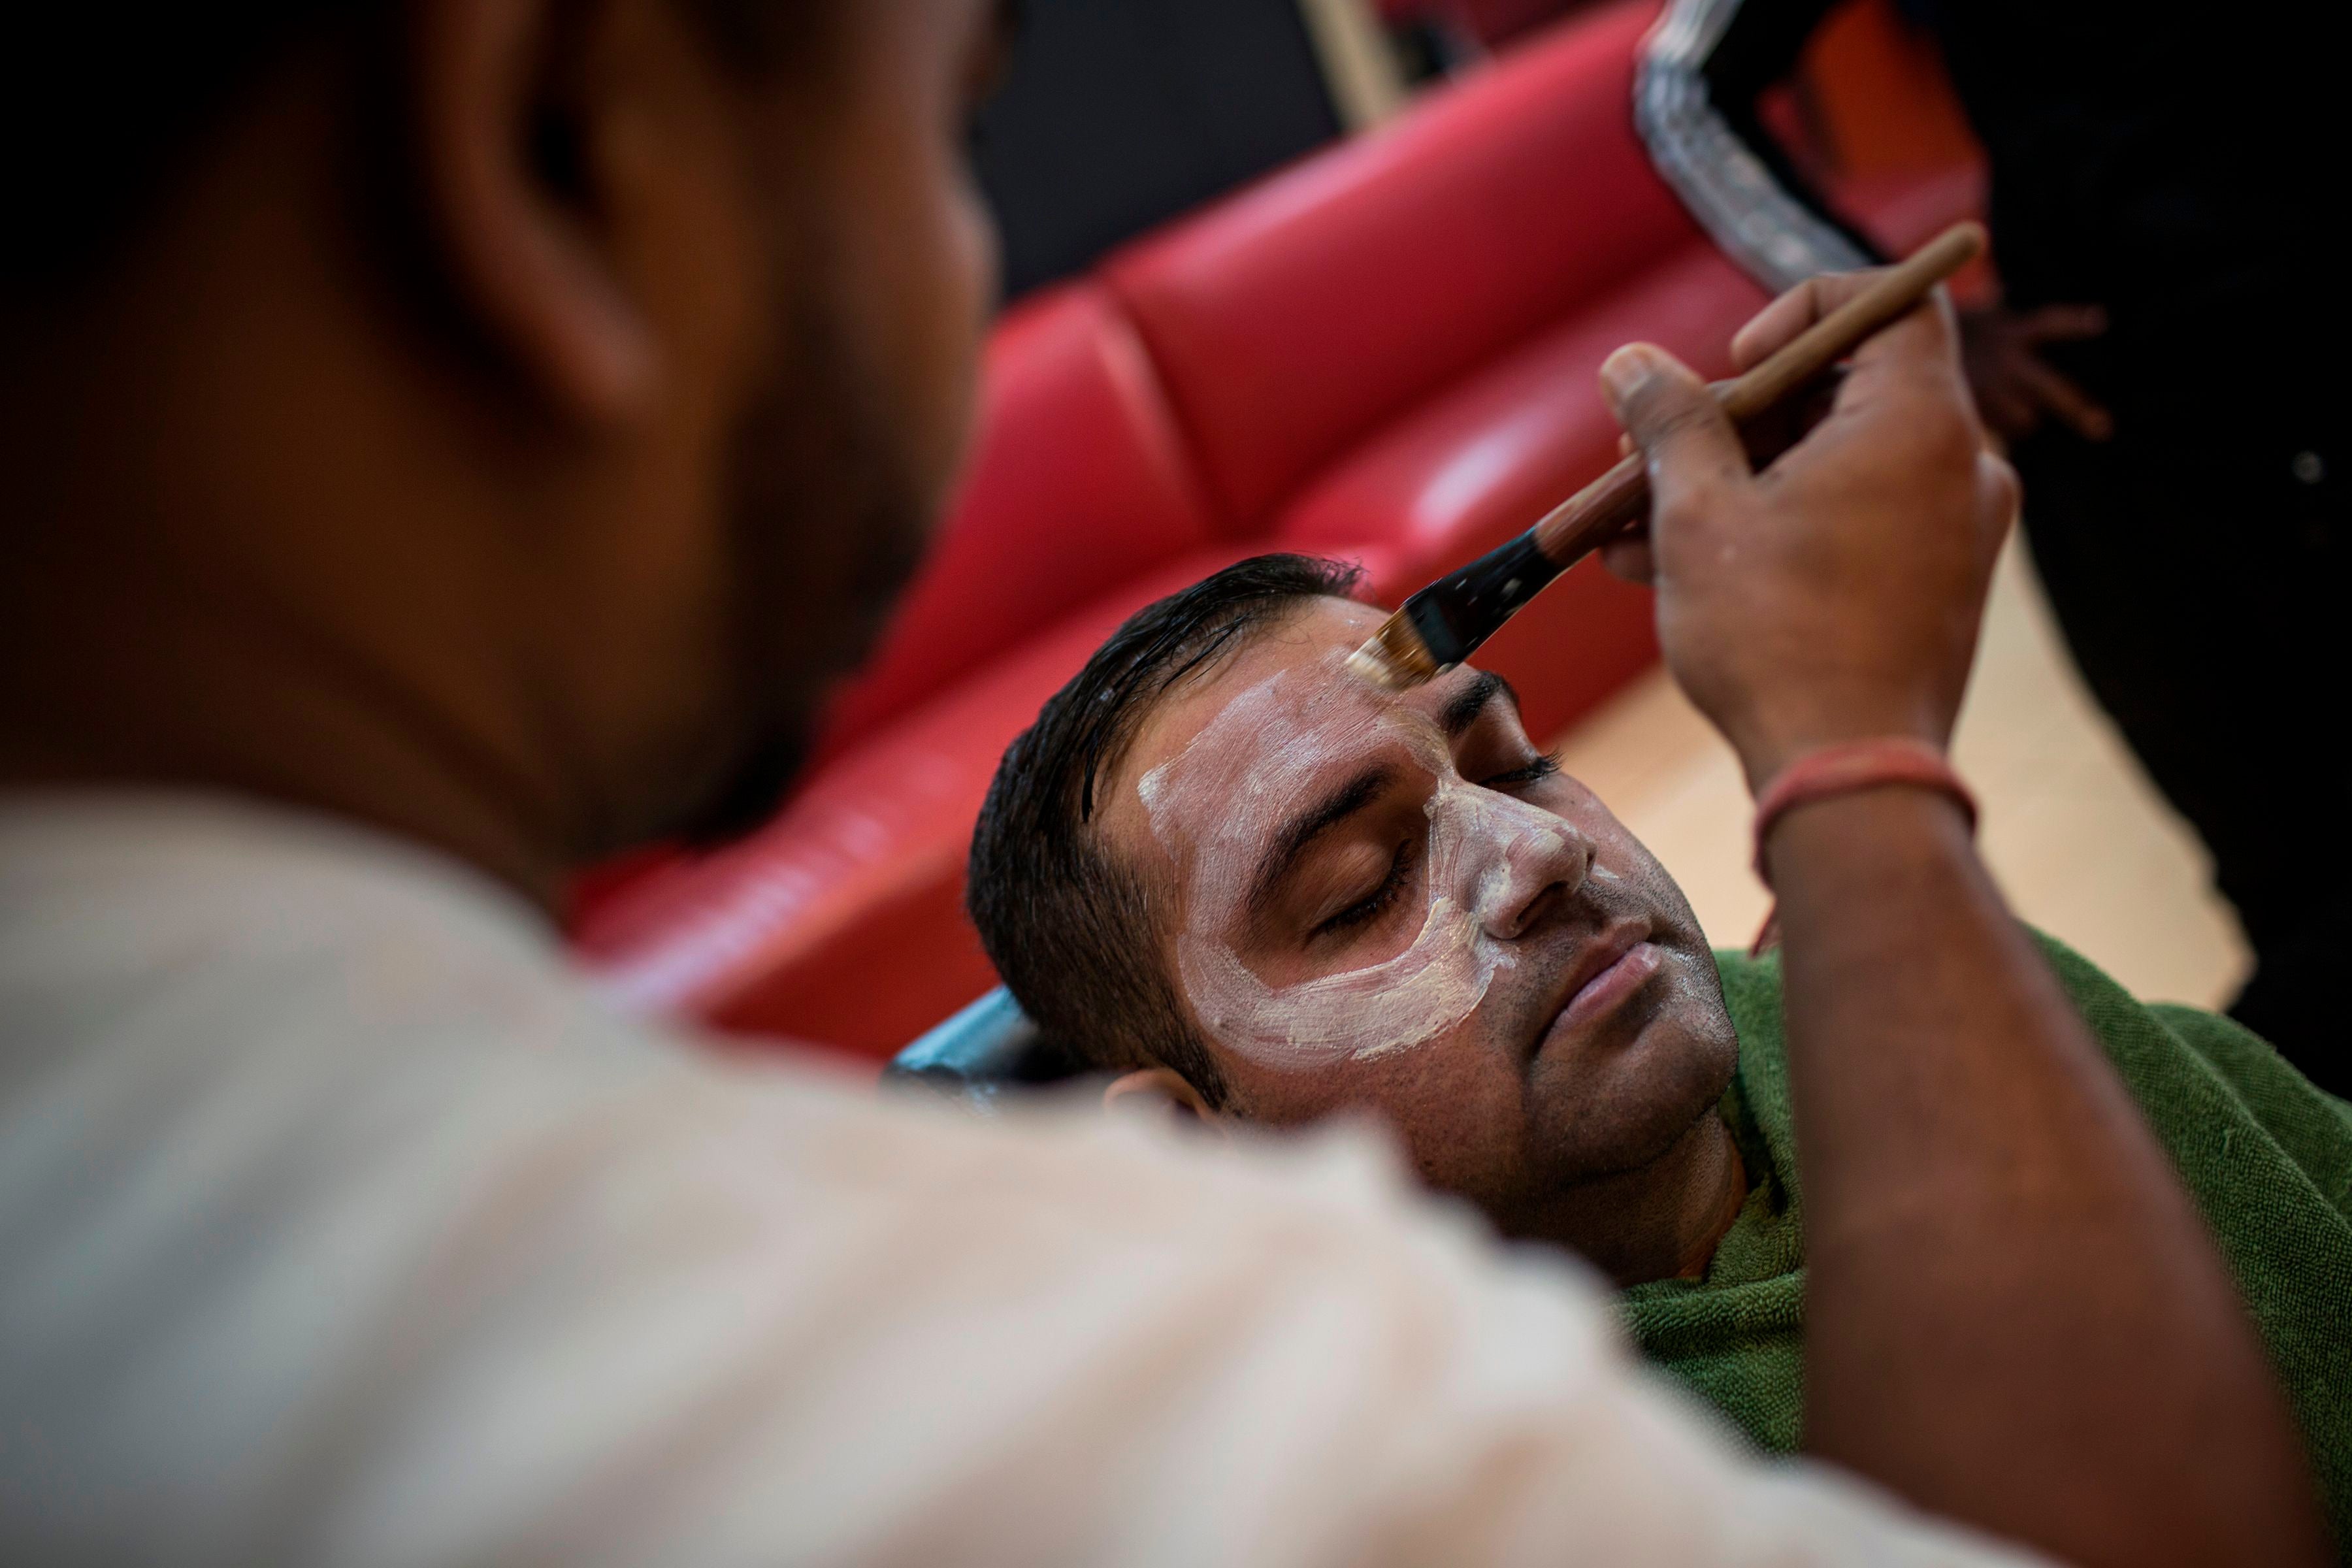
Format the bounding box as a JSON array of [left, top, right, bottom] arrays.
[[971, 0, 1344, 301]]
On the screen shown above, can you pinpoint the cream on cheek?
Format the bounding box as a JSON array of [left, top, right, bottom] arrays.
[[1138, 658, 1585, 1070]]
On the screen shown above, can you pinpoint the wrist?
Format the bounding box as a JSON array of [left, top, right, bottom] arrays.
[[1733, 710, 1951, 797], [1751, 737, 1976, 886]]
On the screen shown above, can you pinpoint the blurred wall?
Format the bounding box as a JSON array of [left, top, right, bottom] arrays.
[[972, 0, 1343, 301]]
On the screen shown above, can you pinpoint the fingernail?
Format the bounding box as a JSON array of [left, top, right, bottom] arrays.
[[1601, 344, 1659, 405]]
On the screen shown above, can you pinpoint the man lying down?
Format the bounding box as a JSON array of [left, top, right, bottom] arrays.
[[966, 551, 2352, 1534]]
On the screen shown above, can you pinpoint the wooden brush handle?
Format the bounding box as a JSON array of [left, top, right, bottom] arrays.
[[1527, 221, 1986, 566]]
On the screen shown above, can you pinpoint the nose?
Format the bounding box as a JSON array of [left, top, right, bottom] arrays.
[[1471, 792, 1595, 941]]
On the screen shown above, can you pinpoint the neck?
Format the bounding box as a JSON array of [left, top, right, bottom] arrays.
[[1515, 1110, 1750, 1288], [0, 560, 572, 912]]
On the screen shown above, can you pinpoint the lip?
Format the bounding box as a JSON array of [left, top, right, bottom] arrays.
[[1538, 923, 1663, 1049]]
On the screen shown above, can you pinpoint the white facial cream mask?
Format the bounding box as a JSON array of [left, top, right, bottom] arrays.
[[1137, 654, 1588, 1069]]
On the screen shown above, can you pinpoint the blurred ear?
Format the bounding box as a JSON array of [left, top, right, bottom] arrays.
[[406, 0, 715, 423], [1102, 1068, 1228, 1139]]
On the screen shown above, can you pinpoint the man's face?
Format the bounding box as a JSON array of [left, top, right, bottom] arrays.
[[652, 0, 1009, 842], [1098, 598, 1739, 1232]]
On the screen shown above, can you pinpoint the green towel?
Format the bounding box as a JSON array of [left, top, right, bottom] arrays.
[[1622, 934, 2352, 1544]]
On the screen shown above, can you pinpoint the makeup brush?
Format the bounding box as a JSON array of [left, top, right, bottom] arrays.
[[1347, 220, 1987, 691]]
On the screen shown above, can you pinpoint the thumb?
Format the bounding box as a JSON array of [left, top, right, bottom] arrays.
[[1601, 344, 1750, 512]]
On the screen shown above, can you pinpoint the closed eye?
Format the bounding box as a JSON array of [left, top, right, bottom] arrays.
[[1480, 751, 1561, 789], [1316, 837, 1420, 937]]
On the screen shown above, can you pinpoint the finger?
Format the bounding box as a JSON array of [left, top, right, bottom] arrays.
[[1735, 274, 1963, 419], [1793, 293, 1974, 471], [1833, 291, 1964, 414], [1978, 450, 2021, 538], [2016, 303, 2108, 345], [1601, 534, 1657, 585], [1729, 269, 1910, 372], [1601, 344, 1752, 516], [2014, 355, 2114, 441], [1731, 276, 1834, 372], [1736, 368, 1842, 468]]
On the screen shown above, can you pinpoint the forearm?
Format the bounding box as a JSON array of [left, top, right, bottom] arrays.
[[1770, 788, 2325, 1568]]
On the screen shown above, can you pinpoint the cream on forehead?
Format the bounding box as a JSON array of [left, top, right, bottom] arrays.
[[1137, 653, 1440, 832], [1137, 651, 1582, 1070]]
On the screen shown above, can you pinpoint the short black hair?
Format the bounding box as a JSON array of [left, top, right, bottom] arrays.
[[966, 553, 1367, 1108], [3, 1, 817, 293]]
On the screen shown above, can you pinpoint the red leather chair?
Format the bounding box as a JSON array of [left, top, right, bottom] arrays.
[[571, 0, 1981, 1064]]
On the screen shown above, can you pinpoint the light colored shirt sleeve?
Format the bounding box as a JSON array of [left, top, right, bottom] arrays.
[[0, 799, 2044, 1567]]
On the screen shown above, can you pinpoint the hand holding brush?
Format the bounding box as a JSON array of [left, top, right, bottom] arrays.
[[1348, 221, 1987, 691]]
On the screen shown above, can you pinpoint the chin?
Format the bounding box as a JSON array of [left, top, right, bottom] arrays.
[[1533, 990, 1739, 1183], [670, 299, 937, 850]]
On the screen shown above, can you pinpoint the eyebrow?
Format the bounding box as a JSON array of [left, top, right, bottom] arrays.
[[1232, 670, 1523, 927], [1243, 762, 1399, 926], [1440, 670, 1521, 739]]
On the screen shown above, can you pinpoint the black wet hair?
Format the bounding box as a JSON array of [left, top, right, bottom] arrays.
[[966, 553, 1367, 1108]]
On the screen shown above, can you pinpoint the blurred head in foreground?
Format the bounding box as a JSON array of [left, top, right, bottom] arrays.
[[970, 555, 1746, 1283], [0, 1, 1015, 894]]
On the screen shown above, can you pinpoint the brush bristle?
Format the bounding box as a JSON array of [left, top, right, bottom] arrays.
[[1345, 612, 1443, 692]]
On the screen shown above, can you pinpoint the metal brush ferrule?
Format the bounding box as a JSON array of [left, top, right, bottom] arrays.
[[1401, 531, 1565, 672]]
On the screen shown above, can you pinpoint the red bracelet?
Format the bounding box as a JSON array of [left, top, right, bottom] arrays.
[[1750, 737, 1977, 885]]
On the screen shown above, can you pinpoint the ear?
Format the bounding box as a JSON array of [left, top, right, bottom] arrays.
[[406, 0, 677, 423], [1102, 1068, 1230, 1141]]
